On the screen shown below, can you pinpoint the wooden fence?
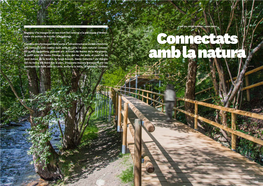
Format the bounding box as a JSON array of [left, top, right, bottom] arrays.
[[195, 65, 263, 102], [100, 82, 263, 185], [117, 87, 263, 152], [116, 60, 164, 86], [117, 65, 263, 103], [106, 87, 155, 186]]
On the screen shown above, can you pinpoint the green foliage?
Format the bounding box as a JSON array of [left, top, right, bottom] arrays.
[[27, 123, 52, 168], [1, 100, 29, 125], [102, 67, 126, 87], [118, 165, 134, 184], [0, 0, 39, 119], [1, 0, 263, 178], [80, 124, 99, 146], [237, 133, 262, 164]]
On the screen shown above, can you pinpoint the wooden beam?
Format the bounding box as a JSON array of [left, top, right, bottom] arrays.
[[143, 156, 154, 173], [175, 107, 263, 146], [245, 76, 250, 101], [194, 103, 198, 130], [117, 95, 122, 132], [121, 95, 155, 132], [231, 113, 237, 151], [122, 103, 128, 154], [242, 81, 263, 91], [177, 98, 263, 120], [134, 119, 142, 186]]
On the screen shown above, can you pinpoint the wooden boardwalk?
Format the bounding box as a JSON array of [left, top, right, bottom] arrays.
[[123, 95, 263, 186]]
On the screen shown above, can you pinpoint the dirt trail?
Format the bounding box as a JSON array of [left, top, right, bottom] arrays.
[[62, 120, 133, 186], [27, 120, 133, 186]]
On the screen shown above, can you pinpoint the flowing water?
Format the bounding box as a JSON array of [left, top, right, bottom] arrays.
[[0, 120, 64, 186]]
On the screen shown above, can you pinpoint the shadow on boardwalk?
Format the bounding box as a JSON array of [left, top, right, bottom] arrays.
[[124, 94, 263, 186]]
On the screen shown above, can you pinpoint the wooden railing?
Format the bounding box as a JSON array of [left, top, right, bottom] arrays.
[[117, 65, 263, 104], [100, 82, 263, 185], [117, 87, 263, 151], [195, 65, 263, 102], [101, 87, 155, 186], [116, 60, 164, 86]]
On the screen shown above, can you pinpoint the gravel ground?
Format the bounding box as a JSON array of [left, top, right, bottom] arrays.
[[66, 154, 133, 186], [62, 120, 133, 186]]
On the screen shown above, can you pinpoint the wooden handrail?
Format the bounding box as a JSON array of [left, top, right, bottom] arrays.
[[242, 81, 263, 91], [112, 88, 155, 132], [116, 63, 262, 101], [120, 93, 155, 132], [174, 106, 263, 146], [109, 87, 155, 184], [101, 84, 263, 183], [235, 65, 263, 79], [110, 86, 263, 149], [118, 86, 163, 96], [177, 97, 263, 120], [118, 88, 263, 120], [103, 81, 263, 150], [116, 86, 261, 119], [196, 65, 263, 96], [119, 89, 163, 105]]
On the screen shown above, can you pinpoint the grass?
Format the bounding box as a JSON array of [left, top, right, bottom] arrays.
[[117, 154, 134, 185], [58, 122, 99, 180], [118, 165, 134, 184], [79, 124, 99, 147]]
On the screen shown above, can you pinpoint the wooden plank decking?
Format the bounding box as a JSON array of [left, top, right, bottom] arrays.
[[123, 95, 263, 186]]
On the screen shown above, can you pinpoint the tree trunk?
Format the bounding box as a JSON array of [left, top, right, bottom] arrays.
[[185, 33, 198, 128], [32, 141, 60, 180], [27, 68, 39, 96], [63, 69, 81, 149], [25, 0, 61, 180], [208, 58, 219, 96]]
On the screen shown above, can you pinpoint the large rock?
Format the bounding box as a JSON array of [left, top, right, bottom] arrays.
[[26, 179, 49, 186]]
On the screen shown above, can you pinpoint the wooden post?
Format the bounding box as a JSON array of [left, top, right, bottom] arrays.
[[162, 97, 164, 112], [122, 103, 128, 154], [135, 75, 138, 98], [146, 92, 149, 104], [194, 102, 198, 130], [231, 113, 237, 151], [125, 82, 126, 95], [245, 76, 250, 101], [153, 94, 156, 108], [141, 91, 143, 101], [102, 92, 105, 119], [117, 95, 122, 132], [134, 119, 142, 186], [114, 91, 118, 126]]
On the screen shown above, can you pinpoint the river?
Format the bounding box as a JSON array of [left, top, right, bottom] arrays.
[[0, 120, 64, 186]]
